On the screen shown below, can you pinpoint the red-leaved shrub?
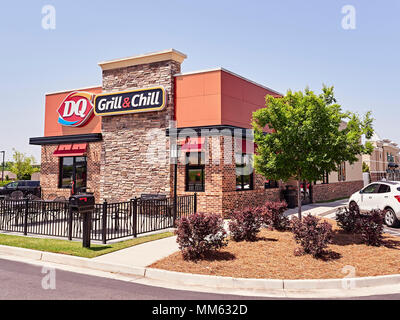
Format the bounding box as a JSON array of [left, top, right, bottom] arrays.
[[336, 206, 359, 233], [228, 207, 262, 242], [260, 201, 289, 231], [291, 215, 333, 258], [336, 206, 385, 247], [175, 212, 227, 260], [356, 210, 385, 246]]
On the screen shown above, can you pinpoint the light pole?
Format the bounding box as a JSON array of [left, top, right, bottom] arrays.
[[170, 143, 178, 224], [0, 151, 5, 182]]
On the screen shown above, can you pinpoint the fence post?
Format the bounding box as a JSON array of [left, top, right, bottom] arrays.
[[24, 198, 28, 236], [68, 203, 73, 241], [173, 195, 177, 226], [102, 200, 107, 244], [132, 198, 137, 238], [194, 192, 197, 213]]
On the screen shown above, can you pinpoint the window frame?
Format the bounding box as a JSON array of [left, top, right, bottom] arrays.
[[58, 156, 87, 189], [235, 153, 254, 191], [184, 152, 205, 192]]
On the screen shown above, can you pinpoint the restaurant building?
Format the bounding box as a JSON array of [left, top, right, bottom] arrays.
[[30, 49, 364, 215]]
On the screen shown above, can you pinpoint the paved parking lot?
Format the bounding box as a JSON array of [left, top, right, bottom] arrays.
[[384, 226, 400, 237], [317, 204, 400, 237]]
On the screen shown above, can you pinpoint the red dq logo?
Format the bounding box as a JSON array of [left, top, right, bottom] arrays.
[[57, 92, 95, 127]]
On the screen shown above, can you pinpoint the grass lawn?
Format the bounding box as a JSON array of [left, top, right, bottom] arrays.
[[150, 220, 400, 279], [0, 232, 174, 258]]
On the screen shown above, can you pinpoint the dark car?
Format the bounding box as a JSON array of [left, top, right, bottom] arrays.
[[0, 181, 41, 198]]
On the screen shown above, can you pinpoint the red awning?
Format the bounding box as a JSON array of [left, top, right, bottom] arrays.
[[235, 138, 257, 154], [180, 137, 205, 152], [53, 143, 87, 157]]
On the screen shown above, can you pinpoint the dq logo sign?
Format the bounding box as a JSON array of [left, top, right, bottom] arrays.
[[57, 92, 95, 127]]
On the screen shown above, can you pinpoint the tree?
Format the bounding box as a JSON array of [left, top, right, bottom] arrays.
[[252, 86, 373, 219], [9, 149, 40, 180], [362, 161, 370, 173]]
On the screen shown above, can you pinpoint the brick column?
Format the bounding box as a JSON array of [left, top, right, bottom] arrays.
[[98, 50, 185, 201]]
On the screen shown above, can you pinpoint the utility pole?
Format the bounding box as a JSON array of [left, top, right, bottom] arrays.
[[170, 143, 178, 224], [0, 151, 5, 182]]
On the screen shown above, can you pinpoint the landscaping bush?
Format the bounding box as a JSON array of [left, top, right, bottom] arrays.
[[175, 212, 227, 260], [356, 210, 385, 246], [336, 206, 359, 233], [291, 215, 333, 258], [260, 201, 289, 231], [336, 206, 385, 247], [228, 207, 262, 242]]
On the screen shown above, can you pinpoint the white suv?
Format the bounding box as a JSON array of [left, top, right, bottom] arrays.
[[348, 181, 400, 227]]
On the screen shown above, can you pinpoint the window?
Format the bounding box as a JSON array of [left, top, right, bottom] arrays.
[[59, 156, 87, 189], [185, 152, 205, 192], [236, 153, 254, 191], [6, 182, 18, 189], [378, 184, 391, 193], [362, 183, 379, 194], [26, 181, 40, 187], [338, 162, 346, 182], [265, 180, 279, 189]]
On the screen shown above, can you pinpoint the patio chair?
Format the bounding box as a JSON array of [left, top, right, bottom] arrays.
[[26, 194, 41, 201], [53, 196, 67, 202], [10, 191, 24, 200], [2, 191, 25, 226], [107, 198, 131, 232]]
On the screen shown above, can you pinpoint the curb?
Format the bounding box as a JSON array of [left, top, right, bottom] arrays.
[[1, 244, 400, 292], [0, 244, 145, 278]]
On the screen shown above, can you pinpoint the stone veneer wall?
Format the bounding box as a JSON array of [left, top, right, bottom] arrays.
[[40, 142, 102, 200], [99, 60, 181, 201], [312, 180, 364, 203]]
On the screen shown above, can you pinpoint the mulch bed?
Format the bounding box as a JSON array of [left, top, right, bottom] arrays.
[[149, 219, 400, 279]]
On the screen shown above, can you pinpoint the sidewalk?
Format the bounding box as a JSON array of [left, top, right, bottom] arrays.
[[93, 235, 179, 267]]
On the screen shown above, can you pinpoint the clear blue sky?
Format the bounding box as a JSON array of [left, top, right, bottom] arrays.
[[1, 0, 399, 162]]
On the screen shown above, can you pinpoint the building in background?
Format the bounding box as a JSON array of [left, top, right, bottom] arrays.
[[2, 171, 17, 180], [363, 132, 400, 182]]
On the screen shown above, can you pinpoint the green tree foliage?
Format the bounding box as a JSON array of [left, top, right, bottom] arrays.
[[9, 149, 40, 180], [252, 86, 374, 218], [362, 161, 370, 173]]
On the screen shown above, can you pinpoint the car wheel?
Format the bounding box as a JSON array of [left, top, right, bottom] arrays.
[[349, 201, 359, 214], [384, 208, 399, 228]]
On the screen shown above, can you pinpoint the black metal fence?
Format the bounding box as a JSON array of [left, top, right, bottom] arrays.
[[387, 172, 400, 181], [0, 194, 197, 243]]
